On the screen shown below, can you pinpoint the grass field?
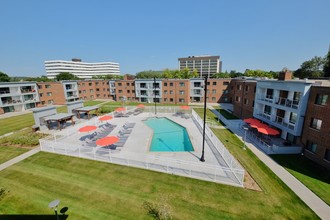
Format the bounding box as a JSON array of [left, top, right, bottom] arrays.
[[0, 146, 29, 164], [0, 152, 317, 219], [214, 107, 238, 120], [271, 154, 330, 205]]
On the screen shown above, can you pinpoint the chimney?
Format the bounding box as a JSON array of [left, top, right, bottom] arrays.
[[278, 69, 292, 81]]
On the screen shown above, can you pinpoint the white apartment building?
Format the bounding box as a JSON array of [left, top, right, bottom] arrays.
[[190, 78, 204, 102], [253, 79, 313, 144], [178, 55, 221, 78], [135, 79, 162, 103], [62, 81, 79, 103], [45, 58, 120, 79], [0, 82, 40, 114]]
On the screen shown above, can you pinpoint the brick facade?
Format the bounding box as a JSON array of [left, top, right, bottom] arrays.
[[301, 86, 330, 169], [37, 82, 66, 106], [162, 79, 190, 104], [230, 79, 256, 119], [115, 79, 136, 102], [206, 79, 231, 103], [78, 80, 111, 100]]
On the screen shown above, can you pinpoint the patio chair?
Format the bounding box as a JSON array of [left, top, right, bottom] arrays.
[[119, 129, 132, 135]]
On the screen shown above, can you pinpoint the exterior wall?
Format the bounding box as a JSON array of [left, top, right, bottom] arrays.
[[62, 81, 79, 103], [0, 82, 39, 113], [135, 79, 162, 103], [178, 56, 221, 78], [45, 59, 120, 79], [253, 79, 313, 141], [206, 79, 231, 103], [77, 80, 111, 100], [115, 80, 136, 102], [162, 79, 190, 104], [301, 86, 330, 169], [37, 82, 66, 106], [230, 79, 256, 119], [190, 78, 204, 103]]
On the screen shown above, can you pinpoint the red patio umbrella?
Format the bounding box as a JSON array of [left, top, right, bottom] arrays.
[[137, 104, 145, 108], [180, 106, 190, 110], [243, 118, 260, 124], [256, 124, 280, 135], [96, 136, 120, 146], [115, 107, 126, 112], [79, 125, 97, 132], [99, 115, 113, 121]]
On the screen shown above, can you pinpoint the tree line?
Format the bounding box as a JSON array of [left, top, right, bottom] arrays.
[[1, 48, 329, 82]]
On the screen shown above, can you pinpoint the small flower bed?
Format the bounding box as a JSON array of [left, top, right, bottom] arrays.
[[0, 129, 49, 147]]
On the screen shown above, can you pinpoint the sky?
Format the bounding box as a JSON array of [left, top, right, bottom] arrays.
[[0, 0, 329, 77]]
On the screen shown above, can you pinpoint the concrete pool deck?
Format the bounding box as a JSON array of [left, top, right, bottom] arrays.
[[39, 110, 244, 187]]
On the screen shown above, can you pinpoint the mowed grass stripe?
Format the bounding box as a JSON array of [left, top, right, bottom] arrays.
[[0, 146, 29, 164], [0, 152, 317, 219], [0, 113, 34, 136]]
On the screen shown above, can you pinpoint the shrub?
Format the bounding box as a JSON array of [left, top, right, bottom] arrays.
[[0, 129, 48, 146]]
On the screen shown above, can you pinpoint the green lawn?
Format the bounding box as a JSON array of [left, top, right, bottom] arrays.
[[271, 154, 330, 205], [0, 146, 29, 164], [0, 152, 317, 219], [83, 100, 105, 106], [0, 113, 34, 136]]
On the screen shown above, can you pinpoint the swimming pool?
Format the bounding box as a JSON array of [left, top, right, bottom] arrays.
[[144, 117, 194, 152]]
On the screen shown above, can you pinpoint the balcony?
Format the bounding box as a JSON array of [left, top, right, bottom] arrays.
[[274, 116, 295, 130], [274, 97, 299, 109]]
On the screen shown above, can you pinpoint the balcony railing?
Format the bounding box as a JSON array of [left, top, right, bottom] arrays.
[[274, 97, 299, 109], [274, 115, 295, 130]]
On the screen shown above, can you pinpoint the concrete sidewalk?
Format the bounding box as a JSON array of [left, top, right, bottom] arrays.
[[0, 147, 40, 172], [209, 105, 330, 220]]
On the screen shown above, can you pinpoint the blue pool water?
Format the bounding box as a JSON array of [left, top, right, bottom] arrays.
[[144, 117, 194, 152]]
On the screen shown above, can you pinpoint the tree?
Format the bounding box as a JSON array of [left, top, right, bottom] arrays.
[[294, 56, 326, 78], [135, 70, 163, 79], [191, 69, 199, 78], [323, 50, 330, 77], [0, 72, 10, 82], [55, 72, 77, 81], [162, 69, 173, 79], [212, 71, 230, 78], [181, 68, 191, 79]]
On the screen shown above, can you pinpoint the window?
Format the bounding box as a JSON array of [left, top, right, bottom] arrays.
[[194, 82, 201, 87], [207, 89, 210, 94], [47, 92, 52, 96], [170, 90, 173, 94], [90, 89, 93, 93], [179, 98, 185, 103], [244, 98, 249, 105], [266, 89, 273, 99], [310, 118, 322, 130], [82, 83, 85, 86], [97, 94, 100, 97], [118, 90, 123, 94], [237, 84, 241, 90], [223, 81, 229, 85], [79, 90, 82, 94], [164, 98, 168, 102], [96, 88, 100, 92], [245, 85, 249, 92], [235, 96, 240, 102], [315, 94, 328, 105], [212, 89, 216, 94], [90, 95, 94, 99], [127, 90, 130, 93], [83, 90, 86, 94], [89, 83, 92, 86], [170, 98, 173, 102], [164, 90, 168, 94], [38, 85, 42, 89], [164, 82, 167, 86], [252, 101, 255, 107], [96, 82, 99, 85], [223, 89, 228, 94], [118, 83, 122, 86], [289, 112, 297, 124], [39, 93, 43, 97], [264, 105, 271, 115], [212, 97, 216, 101], [213, 82, 217, 86], [170, 83, 173, 87], [179, 90, 184, 95], [324, 149, 330, 161], [41, 101, 45, 105], [45, 85, 51, 89], [179, 82, 185, 86], [48, 100, 53, 104], [127, 83, 130, 86], [306, 140, 317, 153]]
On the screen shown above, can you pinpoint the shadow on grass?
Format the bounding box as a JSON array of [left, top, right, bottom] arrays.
[[271, 154, 330, 184], [0, 214, 68, 220]]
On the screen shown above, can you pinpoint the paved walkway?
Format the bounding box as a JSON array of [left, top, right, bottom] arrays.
[[0, 147, 40, 172], [210, 105, 330, 220]]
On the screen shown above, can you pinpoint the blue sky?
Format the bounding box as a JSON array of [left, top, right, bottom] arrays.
[[0, 0, 329, 77]]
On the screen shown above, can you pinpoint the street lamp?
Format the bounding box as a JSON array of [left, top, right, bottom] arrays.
[[200, 76, 208, 162], [243, 126, 248, 150], [154, 77, 157, 115], [48, 199, 60, 220]]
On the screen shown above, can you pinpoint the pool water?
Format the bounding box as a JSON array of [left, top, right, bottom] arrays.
[[144, 117, 194, 152]]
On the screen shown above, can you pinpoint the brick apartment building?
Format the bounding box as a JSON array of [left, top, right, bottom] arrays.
[[115, 78, 136, 102], [162, 79, 190, 104], [77, 80, 111, 100], [229, 78, 257, 119], [301, 85, 330, 169]]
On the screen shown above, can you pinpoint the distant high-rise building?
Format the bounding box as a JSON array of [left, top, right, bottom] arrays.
[[178, 55, 222, 78], [45, 59, 120, 79]]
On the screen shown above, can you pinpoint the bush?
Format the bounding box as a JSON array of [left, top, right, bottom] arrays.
[[0, 129, 48, 146]]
